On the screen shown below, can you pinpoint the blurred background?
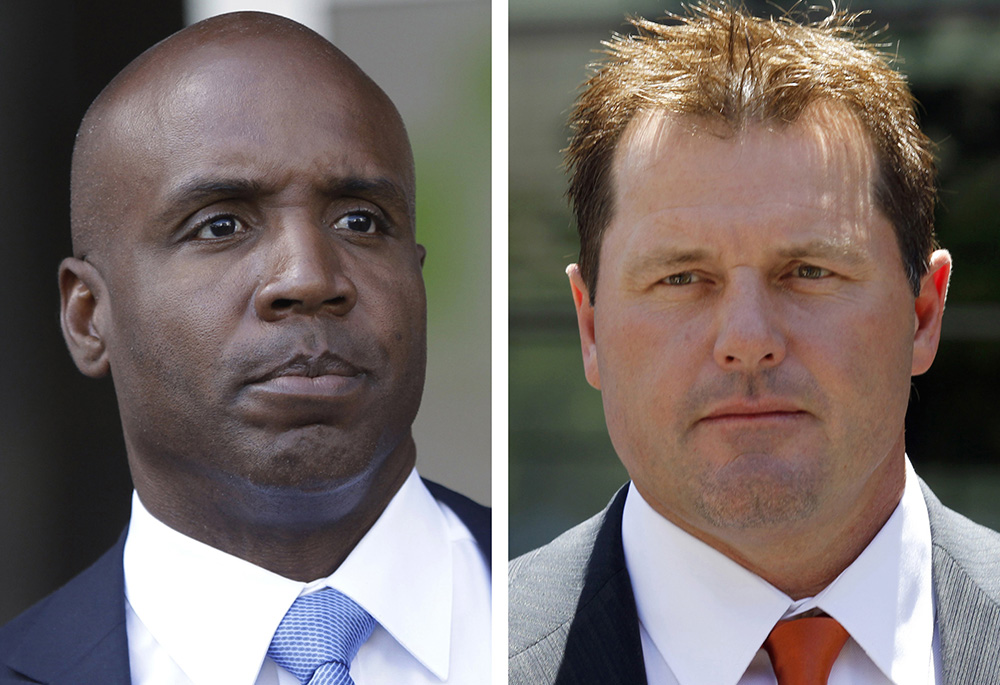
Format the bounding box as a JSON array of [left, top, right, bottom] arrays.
[[510, 0, 1000, 556], [0, 0, 489, 624]]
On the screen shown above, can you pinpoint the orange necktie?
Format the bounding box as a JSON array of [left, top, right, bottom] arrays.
[[763, 616, 849, 685]]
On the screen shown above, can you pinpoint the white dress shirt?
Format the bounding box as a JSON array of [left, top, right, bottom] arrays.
[[622, 457, 941, 685], [123, 468, 490, 684]]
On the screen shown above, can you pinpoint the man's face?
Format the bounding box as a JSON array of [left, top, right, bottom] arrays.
[[570, 104, 949, 546], [78, 40, 426, 506]]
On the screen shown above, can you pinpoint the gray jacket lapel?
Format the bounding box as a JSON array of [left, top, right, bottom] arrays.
[[923, 481, 1000, 684], [509, 486, 647, 685]]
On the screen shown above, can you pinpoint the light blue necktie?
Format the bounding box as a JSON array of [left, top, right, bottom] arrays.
[[268, 588, 376, 685]]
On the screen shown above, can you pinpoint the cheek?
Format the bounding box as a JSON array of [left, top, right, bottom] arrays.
[[798, 297, 913, 385], [106, 265, 250, 403], [352, 259, 427, 383], [595, 305, 703, 463], [596, 304, 704, 398], [790, 298, 914, 447], [135, 277, 243, 355]]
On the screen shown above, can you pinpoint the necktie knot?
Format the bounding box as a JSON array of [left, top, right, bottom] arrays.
[[763, 616, 849, 685], [268, 588, 375, 685]]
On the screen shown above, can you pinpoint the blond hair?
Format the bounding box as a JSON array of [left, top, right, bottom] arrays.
[[566, 2, 937, 300]]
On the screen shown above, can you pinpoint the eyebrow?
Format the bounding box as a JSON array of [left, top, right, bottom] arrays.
[[627, 248, 714, 274], [155, 177, 263, 225], [161, 178, 263, 211], [317, 177, 413, 213], [625, 239, 866, 275], [776, 239, 866, 265], [154, 174, 416, 231]]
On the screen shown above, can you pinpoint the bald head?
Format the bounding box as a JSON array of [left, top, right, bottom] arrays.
[[70, 11, 414, 261], [58, 10, 429, 563]]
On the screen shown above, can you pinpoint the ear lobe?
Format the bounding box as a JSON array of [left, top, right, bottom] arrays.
[[911, 249, 951, 377], [59, 257, 111, 378], [567, 264, 601, 389]]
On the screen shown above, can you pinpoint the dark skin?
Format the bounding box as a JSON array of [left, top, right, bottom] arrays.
[[59, 13, 427, 581]]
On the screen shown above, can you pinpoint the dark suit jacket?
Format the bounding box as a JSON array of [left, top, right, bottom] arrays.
[[509, 482, 1000, 685], [0, 480, 489, 684]]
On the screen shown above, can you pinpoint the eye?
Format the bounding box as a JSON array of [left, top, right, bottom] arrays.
[[333, 211, 379, 234], [193, 215, 246, 240], [663, 272, 700, 286], [793, 264, 831, 279]]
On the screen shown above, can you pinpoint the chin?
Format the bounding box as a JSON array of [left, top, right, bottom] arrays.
[[222, 443, 383, 524], [693, 453, 822, 529], [212, 419, 362, 481]]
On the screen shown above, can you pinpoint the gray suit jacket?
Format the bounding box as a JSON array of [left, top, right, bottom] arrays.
[[509, 482, 1000, 684]]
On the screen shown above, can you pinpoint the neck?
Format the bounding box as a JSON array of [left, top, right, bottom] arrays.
[[646, 454, 906, 600], [131, 439, 416, 581]]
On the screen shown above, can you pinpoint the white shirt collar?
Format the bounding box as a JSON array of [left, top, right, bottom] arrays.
[[806, 457, 935, 683], [323, 469, 453, 679], [622, 457, 934, 685], [123, 468, 453, 684]]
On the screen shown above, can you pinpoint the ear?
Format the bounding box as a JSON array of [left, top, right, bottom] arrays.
[[911, 249, 951, 376], [567, 264, 601, 389], [59, 257, 111, 378], [416, 243, 426, 268]]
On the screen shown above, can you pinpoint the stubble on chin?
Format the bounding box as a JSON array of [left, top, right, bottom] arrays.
[[692, 453, 822, 529], [674, 370, 828, 528]]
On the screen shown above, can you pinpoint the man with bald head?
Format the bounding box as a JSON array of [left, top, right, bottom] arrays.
[[0, 12, 489, 685]]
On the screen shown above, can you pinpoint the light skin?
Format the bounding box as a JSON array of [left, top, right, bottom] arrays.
[[570, 103, 951, 599], [59, 14, 427, 581]]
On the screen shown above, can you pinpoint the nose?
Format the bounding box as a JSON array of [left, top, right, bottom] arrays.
[[712, 271, 786, 371], [254, 219, 358, 321]]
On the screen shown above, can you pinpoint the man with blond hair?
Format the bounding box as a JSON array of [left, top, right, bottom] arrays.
[[509, 3, 1000, 683]]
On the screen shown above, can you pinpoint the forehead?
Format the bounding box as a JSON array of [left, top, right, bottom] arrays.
[[105, 39, 413, 211], [604, 104, 887, 260], [614, 103, 878, 218]]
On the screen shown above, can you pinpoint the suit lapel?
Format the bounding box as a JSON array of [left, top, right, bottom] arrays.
[[514, 479, 1000, 685], [922, 482, 1000, 685], [422, 478, 491, 565], [5, 532, 130, 685], [509, 486, 646, 684], [553, 486, 647, 685]]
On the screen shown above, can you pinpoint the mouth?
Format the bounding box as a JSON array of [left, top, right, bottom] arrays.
[[699, 399, 809, 425], [247, 352, 367, 400]]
